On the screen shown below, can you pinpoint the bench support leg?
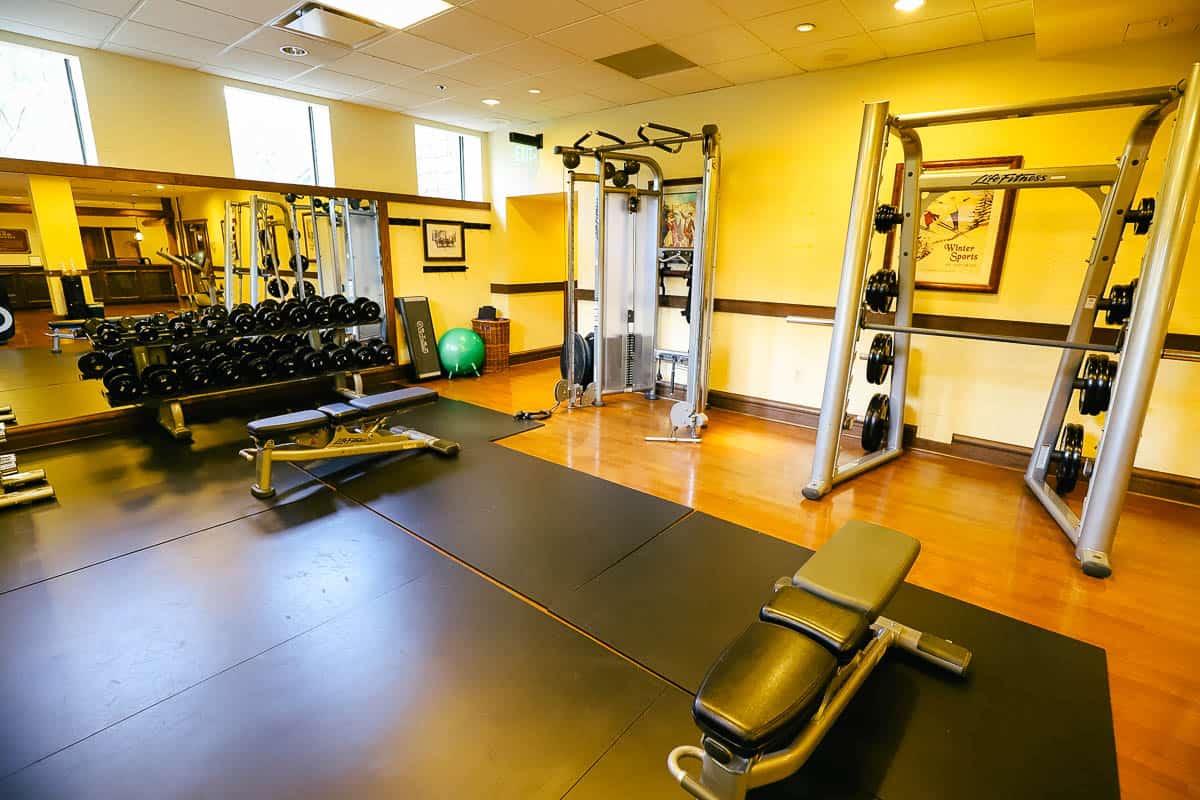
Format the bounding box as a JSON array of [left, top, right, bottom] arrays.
[[251, 447, 275, 499], [156, 401, 192, 441]]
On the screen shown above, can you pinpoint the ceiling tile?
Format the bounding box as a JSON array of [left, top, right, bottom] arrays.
[[542, 60, 642, 91], [610, 0, 736, 39], [577, 0, 638, 10], [436, 55, 531, 86], [468, 0, 596, 35], [779, 31, 883, 69], [0, 0, 119, 39], [666, 24, 772, 64], [0, 19, 105, 48], [287, 68, 381, 96], [133, 0, 257, 44], [536, 14, 651, 59], [707, 50, 800, 82], [406, 7, 527, 54], [238, 26, 351, 66], [495, 73, 582, 102], [360, 84, 443, 107], [979, 1, 1033, 40], [327, 52, 421, 84], [744, 1, 866, 47], [103, 42, 203, 69], [65, 0, 141, 15], [205, 46, 312, 79], [710, 0, 811, 21], [364, 30, 470, 70], [198, 65, 288, 88], [487, 37, 583, 73], [870, 11, 983, 56], [184, 0, 291, 24], [589, 77, 668, 104], [392, 71, 477, 98], [643, 65, 731, 94], [841, 0, 974, 31], [540, 92, 615, 114], [110, 21, 227, 61]]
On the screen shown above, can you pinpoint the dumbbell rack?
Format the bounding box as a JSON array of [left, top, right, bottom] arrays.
[[80, 310, 387, 441]]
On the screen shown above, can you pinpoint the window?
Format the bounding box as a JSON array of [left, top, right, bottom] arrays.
[[224, 86, 335, 185], [415, 124, 483, 201], [0, 41, 97, 164]]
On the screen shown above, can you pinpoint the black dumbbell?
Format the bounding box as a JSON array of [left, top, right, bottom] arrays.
[[240, 354, 274, 383], [305, 296, 333, 325], [78, 350, 111, 379], [353, 297, 381, 322], [103, 368, 142, 404], [279, 333, 305, 351], [169, 317, 195, 342], [257, 334, 280, 353], [363, 338, 395, 365], [93, 321, 124, 348], [202, 305, 229, 322], [134, 320, 161, 344], [141, 365, 181, 397], [280, 299, 309, 328], [203, 317, 228, 338], [119, 316, 137, 330], [328, 294, 352, 318], [196, 340, 225, 361], [255, 303, 284, 331], [180, 363, 211, 392], [334, 298, 359, 324], [324, 344, 354, 370], [299, 347, 330, 375], [320, 329, 338, 346], [231, 338, 260, 358], [209, 355, 242, 387], [229, 304, 256, 334], [110, 349, 135, 369], [270, 349, 300, 379], [170, 343, 197, 364], [351, 343, 376, 367], [82, 318, 103, 337]]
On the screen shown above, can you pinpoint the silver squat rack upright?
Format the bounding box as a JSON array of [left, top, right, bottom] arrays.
[[799, 64, 1200, 577], [554, 123, 721, 442]]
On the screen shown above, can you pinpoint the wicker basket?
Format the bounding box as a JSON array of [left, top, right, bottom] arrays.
[[471, 317, 511, 372]]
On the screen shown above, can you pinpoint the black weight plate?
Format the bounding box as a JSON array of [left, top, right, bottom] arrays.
[[77, 351, 111, 379], [182, 364, 211, 392], [354, 298, 381, 322], [865, 333, 893, 385], [279, 333, 304, 351], [861, 393, 890, 452], [1055, 424, 1085, 495], [141, 366, 181, 398], [204, 318, 227, 338], [292, 279, 317, 298], [110, 349, 135, 369], [119, 316, 136, 330], [208, 357, 241, 387], [169, 319, 194, 341], [325, 346, 353, 370], [229, 309, 256, 334], [256, 308, 284, 331], [300, 349, 330, 375], [82, 318, 103, 337], [271, 352, 300, 379], [559, 332, 594, 386], [102, 369, 142, 405], [266, 277, 288, 298], [94, 322, 124, 348]]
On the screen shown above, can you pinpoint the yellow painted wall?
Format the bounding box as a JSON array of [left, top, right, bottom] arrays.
[[27, 175, 91, 310], [0, 30, 486, 198], [488, 34, 1200, 477]]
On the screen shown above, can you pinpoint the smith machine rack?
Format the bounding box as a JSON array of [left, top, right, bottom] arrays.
[[552, 123, 720, 442], [795, 63, 1200, 578]]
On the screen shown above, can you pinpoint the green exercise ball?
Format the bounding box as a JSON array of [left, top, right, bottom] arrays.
[[438, 327, 485, 378]]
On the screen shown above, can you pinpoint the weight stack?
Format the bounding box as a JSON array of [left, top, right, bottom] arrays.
[[471, 317, 510, 373]]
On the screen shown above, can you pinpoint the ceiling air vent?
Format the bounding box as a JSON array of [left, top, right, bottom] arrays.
[[596, 45, 696, 79], [278, 4, 384, 48]]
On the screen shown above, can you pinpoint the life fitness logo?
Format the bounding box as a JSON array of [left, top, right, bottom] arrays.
[[415, 319, 430, 354], [971, 172, 1051, 185]]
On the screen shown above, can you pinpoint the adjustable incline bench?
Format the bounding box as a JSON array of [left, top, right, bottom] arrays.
[[240, 387, 461, 499], [668, 521, 971, 800]]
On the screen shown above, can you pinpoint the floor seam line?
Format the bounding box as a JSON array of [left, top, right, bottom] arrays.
[[556, 685, 670, 800], [568, 508, 696, 592]]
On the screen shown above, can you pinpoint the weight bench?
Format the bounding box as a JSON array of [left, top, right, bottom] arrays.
[[46, 320, 87, 353], [667, 521, 971, 800], [239, 387, 461, 499]]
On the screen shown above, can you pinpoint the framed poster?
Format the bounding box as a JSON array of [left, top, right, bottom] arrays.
[[661, 182, 699, 250], [883, 156, 1022, 293], [0, 228, 30, 254], [422, 219, 465, 261]]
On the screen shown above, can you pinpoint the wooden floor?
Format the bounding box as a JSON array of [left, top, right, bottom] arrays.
[[4, 301, 182, 349], [430, 359, 1200, 800]]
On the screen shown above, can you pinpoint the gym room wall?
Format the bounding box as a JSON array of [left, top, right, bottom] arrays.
[[487, 33, 1200, 478]]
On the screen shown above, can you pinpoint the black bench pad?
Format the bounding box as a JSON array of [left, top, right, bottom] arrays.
[[795, 520, 919, 618], [247, 410, 328, 438], [316, 402, 359, 422], [348, 387, 437, 415], [692, 621, 836, 759], [761, 586, 870, 657]]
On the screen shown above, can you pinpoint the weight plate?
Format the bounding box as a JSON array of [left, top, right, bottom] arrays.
[[861, 393, 890, 453], [559, 332, 594, 386], [864, 269, 898, 314], [1054, 424, 1084, 495], [78, 350, 111, 379], [865, 333, 893, 385]]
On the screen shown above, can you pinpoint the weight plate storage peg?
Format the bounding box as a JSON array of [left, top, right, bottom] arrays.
[[861, 393, 890, 452], [1098, 279, 1138, 325], [864, 269, 898, 313], [1123, 197, 1155, 235], [874, 204, 904, 233], [865, 333, 894, 385], [1053, 423, 1085, 495]]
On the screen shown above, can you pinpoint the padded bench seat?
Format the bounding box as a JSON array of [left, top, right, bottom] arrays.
[[247, 388, 439, 439], [692, 521, 921, 760]]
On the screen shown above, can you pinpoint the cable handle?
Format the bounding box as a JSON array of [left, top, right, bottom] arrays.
[[572, 129, 627, 148]]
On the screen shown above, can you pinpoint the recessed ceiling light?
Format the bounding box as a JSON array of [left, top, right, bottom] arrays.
[[528, 88, 542, 94], [318, 0, 450, 30], [893, 0, 924, 11], [481, 98, 500, 106], [155, 184, 164, 190], [795, 22, 816, 32], [280, 45, 308, 56], [435, 83, 447, 91]]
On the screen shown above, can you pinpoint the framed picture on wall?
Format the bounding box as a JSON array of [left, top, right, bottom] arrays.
[[422, 219, 465, 261], [882, 156, 1022, 293], [661, 180, 700, 250]]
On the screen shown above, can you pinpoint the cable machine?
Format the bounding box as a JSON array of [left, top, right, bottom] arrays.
[[552, 122, 721, 442], [795, 64, 1200, 578]]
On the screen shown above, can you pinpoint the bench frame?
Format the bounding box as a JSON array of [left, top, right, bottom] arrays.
[[668, 565, 970, 800]]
